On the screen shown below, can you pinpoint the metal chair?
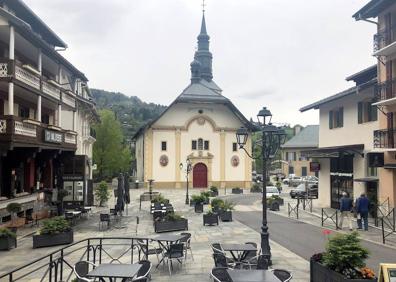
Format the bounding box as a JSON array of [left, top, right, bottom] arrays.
[[243, 242, 257, 261], [180, 232, 194, 260], [73, 261, 97, 282], [271, 269, 293, 282], [163, 243, 185, 275], [210, 267, 233, 282], [99, 213, 110, 230], [242, 254, 269, 270], [212, 253, 235, 269], [211, 243, 223, 254], [137, 240, 162, 263], [121, 260, 152, 282]]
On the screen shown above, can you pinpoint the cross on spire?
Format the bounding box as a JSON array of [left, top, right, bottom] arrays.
[[202, 0, 206, 13]]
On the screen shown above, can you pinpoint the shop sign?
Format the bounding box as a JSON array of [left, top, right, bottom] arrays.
[[62, 175, 84, 181], [44, 130, 63, 143], [330, 172, 353, 177], [310, 162, 321, 172]]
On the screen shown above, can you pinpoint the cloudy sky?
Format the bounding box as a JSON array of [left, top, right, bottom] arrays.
[[24, 0, 376, 126]]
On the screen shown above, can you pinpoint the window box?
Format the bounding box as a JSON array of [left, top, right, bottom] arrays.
[[0, 236, 16, 251], [154, 218, 188, 233], [33, 230, 73, 249], [203, 213, 219, 226]]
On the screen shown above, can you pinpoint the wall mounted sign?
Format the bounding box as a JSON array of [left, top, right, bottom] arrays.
[[310, 162, 321, 172], [160, 155, 169, 167], [44, 130, 63, 143], [231, 155, 240, 167]]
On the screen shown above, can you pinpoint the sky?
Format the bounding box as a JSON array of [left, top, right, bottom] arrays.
[[24, 0, 377, 126]]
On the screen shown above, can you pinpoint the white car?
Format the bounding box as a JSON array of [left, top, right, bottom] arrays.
[[266, 186, 280, 198]]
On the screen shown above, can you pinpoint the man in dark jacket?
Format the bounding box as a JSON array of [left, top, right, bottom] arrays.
[[356, 193, 370, 231], [339, 192, 353, 230]]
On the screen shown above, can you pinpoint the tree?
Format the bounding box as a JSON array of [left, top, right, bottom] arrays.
[[93, 109, 131, 179], [95, 181, 110, 207]]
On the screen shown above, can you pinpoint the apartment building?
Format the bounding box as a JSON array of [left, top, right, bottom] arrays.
[[354, 0, 396, 208], [300, 66, 380, 208], [0, 0, 97, 226]]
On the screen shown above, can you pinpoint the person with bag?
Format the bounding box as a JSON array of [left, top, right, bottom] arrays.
[[339, 192, 353, 230], [356, 193, 370, 231]]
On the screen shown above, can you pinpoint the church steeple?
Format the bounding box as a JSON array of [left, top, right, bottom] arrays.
[[190, 10, 213, 82]]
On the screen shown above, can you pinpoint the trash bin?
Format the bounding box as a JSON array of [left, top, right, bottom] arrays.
[[135, 180, 139, 189]]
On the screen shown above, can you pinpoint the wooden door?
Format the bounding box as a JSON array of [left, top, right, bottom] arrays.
[[193, 163, 207, 188]]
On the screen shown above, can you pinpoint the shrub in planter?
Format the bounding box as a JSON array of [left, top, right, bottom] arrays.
[[0, 228, 17, 251], [201, 191, 211, 204], [151, 194, 169, 205], [154, 212, 188, 233], [250, 183, 262, 193], [191, 194, 206, 213], [33, 217, 73, 248], [310, 232, 375, 281], [211, 198, 225, 214], [232, 187, 243, 194], [210, 186, 219, 197], [220, 200, 234, 222], [203, 210, 219, 226]]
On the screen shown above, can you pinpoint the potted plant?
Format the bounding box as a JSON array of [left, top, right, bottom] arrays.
[[95, 181, 110, 207], [210, 198, 225, 214], [0, 228, 17, 251], [231, 187, 243, 194], [201, 191, 211, 204], [210, 186, 219, 197], [33, 217, 73, 248], [203, 207, 219, 226], [154, 212, 188, 233], [219, 200, 234, 222], [250, 184, 262, 193], [310, 232, 376, 282], [276, 181, 282, 192], [6, 202, 22, 227], [151, 194, 169, 205], [267, 197, 280, 211], [191, 194, 205, 213]]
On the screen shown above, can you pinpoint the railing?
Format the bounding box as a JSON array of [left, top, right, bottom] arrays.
[[42, 79, 61, 100], [14, 64, 40, 90], [321, 208, 339, 230], [373, 24, 396, 52], [287, 201, 299, 219], [62, 93, 75, 108], [14, 121, 37, 137], [373, 127, 396, 148], [375, 79, 396, 101], [64, 133, 76, 144], [0, 237, 150, 282]]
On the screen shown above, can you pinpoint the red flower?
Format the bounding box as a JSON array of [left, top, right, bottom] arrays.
[[322, 229, 331, 235]]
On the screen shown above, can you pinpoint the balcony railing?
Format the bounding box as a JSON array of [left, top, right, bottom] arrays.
[[374, 128, 396, 149], [0, 115, 77, 150], [375, 79, 396, 101], [373, 24, 396, 52], [42, 78, 61, 100], [62, 92, 76, 107], [15, 64, 41, 90]]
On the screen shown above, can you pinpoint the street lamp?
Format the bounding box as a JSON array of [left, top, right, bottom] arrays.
[[236, 107, 286, 265], [180, 158, 192, 205]]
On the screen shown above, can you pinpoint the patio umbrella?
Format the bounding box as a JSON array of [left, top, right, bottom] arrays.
[[124, 172, 130, 204], [116, 173, 125, 212]]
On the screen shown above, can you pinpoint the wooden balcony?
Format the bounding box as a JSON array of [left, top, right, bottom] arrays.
[[0, 59, 76, 108], [0, 115, 77, 151], [373, 24, 396, 53], [375, 79, 396, 102], [374, 128, 396, 149]]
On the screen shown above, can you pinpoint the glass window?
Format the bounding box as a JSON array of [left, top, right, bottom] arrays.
[[198, 138, 203, 150], [233, 143, 238, 152], [204, 140, 209, 150], [329, 107, 343, 129], [41, 114, 50, 125], [19, 106, 30, 119], [358, 100, 378, 124], [192, 140, 197, 150], [161, 141, 167, 151]]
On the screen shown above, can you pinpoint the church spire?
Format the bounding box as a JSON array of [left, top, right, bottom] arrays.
[[190, 5, 213, 82]]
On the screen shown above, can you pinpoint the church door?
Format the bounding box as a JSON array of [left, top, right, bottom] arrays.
[[193, 163, 207, 188]]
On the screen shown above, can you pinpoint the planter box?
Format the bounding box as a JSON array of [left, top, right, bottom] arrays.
[[195, 203, 204, 213], [310, 260, 376, 282], [276, 198, 284, 206], [232, 188, 243, 194], [212, 206, 222, 214], [203, 198, 210, 205], [190, 200, 195, 207], [269, 202, 280, 211], [250, 188, 262, 193], [140, 192, 160, 201], [220, 211, 233, 222], [0, 236, 16, 251], [154, 218, 188, 233], [33, 230, 74, 249], [203, 214, 219, 226], [210, 191, 219, 197]]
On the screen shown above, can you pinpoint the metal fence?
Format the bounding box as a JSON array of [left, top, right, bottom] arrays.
[[0, 237, 150, 282], [288, 201, 299, 219], [321, 208, 339, 230]]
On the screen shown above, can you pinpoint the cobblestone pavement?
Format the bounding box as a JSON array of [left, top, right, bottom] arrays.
[[0, 187, 309, 282]]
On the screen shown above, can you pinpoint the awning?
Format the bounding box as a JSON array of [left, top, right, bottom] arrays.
[[353, 177, 379, 183], [302, 144, 364, 159]]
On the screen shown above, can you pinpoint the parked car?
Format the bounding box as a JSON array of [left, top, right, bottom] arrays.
[[290, 183, 318, 199], [283, 175, 302, 187], [266, 186, 280, 198], [301, 176, 318, 184]]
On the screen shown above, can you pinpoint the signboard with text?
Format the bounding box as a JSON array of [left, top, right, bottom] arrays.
[[310, 162, 321, 172], [44, 130, 63, 144]]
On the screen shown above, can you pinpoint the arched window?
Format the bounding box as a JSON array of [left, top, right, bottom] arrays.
[[198, 138, 203, 150]]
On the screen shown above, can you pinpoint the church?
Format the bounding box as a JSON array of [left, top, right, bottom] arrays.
[[134, 12, 253, 189]]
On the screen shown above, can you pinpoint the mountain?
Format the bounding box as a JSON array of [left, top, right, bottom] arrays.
[[91, 89, 167, 141]]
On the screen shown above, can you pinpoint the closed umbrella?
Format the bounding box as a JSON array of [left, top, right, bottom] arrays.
[[124, 173, 130, 204], [116, 173, 125, 212]]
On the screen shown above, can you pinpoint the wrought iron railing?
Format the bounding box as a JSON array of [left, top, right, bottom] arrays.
[[373, 24, 396, 52], [0, 237, 150, 282], [375, 79, 396, 101], [374, 127, 396, 148]]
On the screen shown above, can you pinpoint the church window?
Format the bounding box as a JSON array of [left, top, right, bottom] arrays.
[[192, 140, 197, 150], [204, 140, 209, 150], [232, 143, 238, 152], [198, 138, 204, 150], [161, 141, 167, 151]]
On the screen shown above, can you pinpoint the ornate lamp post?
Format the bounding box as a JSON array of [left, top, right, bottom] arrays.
[[180, 158, 192, 205], [236, 107, 286, 265]]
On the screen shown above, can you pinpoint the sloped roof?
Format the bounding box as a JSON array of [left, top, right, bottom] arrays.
[[353, 0, 395, 20], [281, 125, 319, 149], [177, 79, 226, 103]]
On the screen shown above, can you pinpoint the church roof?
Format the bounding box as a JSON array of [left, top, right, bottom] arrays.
[[281, 125, 319, 149], [177, 79, 225, 102]]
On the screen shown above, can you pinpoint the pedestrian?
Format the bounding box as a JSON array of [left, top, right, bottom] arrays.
[[356, 193, 370, 231], [339, 192, 353, 231]]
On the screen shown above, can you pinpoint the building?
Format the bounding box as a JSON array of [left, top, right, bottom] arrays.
[[281, 125, 319, 177], [300, 66, 379, 208], [353, 0, 396, 209], [133, 12, 253, 189], [0, 0, 97, 226]]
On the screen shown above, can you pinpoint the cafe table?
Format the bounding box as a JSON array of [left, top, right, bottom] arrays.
[[221, 243, 257, 262], [150, 234, 186, 268], [226, 269, 281, 282], [87, 263, 141, 282]]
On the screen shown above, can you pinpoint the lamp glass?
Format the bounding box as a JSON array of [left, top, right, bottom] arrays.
[[257, 107, 272, 125], [236, 127, 248, 147]]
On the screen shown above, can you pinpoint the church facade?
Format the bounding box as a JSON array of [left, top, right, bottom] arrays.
[[134, 13, 253, 189]]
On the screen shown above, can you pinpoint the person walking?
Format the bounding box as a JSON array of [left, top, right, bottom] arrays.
[[339, 192, 353, 230], [356, 193, 370, 231]]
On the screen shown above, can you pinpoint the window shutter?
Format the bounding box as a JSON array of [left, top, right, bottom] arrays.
[[329, 110, 333, 129], [371, 101, 378, 122], [358, 102, 363, 124], [339, 108, 344, 127]]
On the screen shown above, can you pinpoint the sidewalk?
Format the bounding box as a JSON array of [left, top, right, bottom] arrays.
[[0, 188, 310, 282]]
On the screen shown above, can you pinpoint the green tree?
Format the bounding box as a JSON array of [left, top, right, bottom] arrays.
[[93, 109, 131, 179], [95, 181, 110, 207]]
